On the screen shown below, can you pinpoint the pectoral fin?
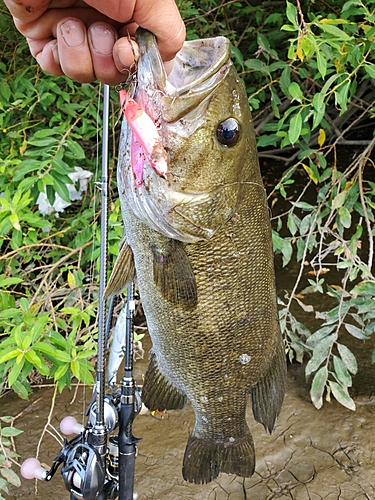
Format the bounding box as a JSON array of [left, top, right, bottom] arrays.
[[105, 241, 135, 298], [151, 239, 198, 310]]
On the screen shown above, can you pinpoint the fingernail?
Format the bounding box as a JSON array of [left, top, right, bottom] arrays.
[[60, 20, 85, 47], [89, 24, 116, 55]]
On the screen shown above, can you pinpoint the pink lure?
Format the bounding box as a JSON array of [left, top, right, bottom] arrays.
[[119, 90, 168, 187]]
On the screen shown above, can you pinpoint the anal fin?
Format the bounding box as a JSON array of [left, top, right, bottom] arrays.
[[251, 332, 286, 433], [182, 431, 255, 484], [151, 238, 197, 310], [142, 352, 187, 411], [105, 241, 135, 298]]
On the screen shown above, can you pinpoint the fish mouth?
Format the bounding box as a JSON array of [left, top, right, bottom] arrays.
[[135, 28, 231, 123], [120, 29, 234, 243]]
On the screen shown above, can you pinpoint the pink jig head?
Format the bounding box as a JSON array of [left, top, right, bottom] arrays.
[[119, 90, 168, 188]]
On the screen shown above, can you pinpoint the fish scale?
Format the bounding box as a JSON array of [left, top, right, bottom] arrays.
[[107, 28, 286, 485]]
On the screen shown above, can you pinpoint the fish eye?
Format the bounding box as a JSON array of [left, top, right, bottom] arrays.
[[216, 118, 240, 147]]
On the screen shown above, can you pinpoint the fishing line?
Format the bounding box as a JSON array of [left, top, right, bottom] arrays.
[[82, 82, 104, 427]]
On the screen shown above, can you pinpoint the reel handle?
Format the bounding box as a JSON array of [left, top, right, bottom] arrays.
[[60, 416, 84, 435], [21, 458, 48, 480]]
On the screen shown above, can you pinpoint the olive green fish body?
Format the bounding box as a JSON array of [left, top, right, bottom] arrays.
[[110, 29, 286, 484]]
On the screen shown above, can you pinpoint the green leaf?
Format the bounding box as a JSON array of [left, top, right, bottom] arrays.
[[328, 381, 355, 410], [244, 59, 269, 73], [0, 81, 11, 101], [288, 113, 302, 145], [338, 206, 351, 228], [286, 0, 298, 29], [344, 323, 368, 340], [66, 139, 86, 160], [280, 67, 291, 96], [299, 213, 313, 236], [0, 468, 21, 487], [50, 174, 71, 203], [312, 92, 326, 130], [316, 22, 353, 40], [0, 277, 23, 288], [27, 136, 58, 147], [8, 357, 25, 387], [76, 360, 94, 385], [316, 49, 327, 79], [332, 191, 348, 209], [54, 363, 69, 380], [33, 342, 58, 357], [306, 333, 337, 376], [287, 213, 299, 236], [351, 281, 375, 297], [310, 366, 328, 409], [364, 64, 375, 80], [272, 231, 293, 266], [11, 379, 30, 400], [1, 426, 23, 437], [342, 0, 362, 12], [0, 416, 12, 423], [306, 325, 335, 348], [288, 82, 303, 103], [70, 359, 80, 380], [0, 308, 20, 319], [335, 81, 351, 113], [31, 315, 49, 342], [333, 355, 352, 387], [53, 350, 71, 362], [0, 348, 20, 364], [291, 201, 316, 211]]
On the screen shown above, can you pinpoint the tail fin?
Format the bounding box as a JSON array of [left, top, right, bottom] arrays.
[[182, 432, 255, 484]]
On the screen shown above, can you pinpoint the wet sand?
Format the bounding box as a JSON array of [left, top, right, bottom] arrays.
[[4, 329, 375, 500]]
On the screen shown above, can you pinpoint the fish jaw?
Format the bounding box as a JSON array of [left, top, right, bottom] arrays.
[[119, 29, 255, 242], [135, 28, 231, 124]]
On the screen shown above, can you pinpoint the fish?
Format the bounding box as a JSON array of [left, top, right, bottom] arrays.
[[106, 28, 286, 485]]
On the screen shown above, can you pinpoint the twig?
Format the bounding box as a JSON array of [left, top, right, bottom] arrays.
[[28, 241, 92, 307], [185, 0, 241, 24], [36, 384, 60, 460], [0, 242, 77, 261], [358, 136, 375, 270], [32, 383, 88, 388]]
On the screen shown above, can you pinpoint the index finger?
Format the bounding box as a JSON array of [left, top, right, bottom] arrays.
[[86, 0, 186, 62]]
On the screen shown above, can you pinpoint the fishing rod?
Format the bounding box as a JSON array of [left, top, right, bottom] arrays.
[[20, 84, 142, 500]]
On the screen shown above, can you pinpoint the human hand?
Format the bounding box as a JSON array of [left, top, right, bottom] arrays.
[[4, 0, 185, 84]]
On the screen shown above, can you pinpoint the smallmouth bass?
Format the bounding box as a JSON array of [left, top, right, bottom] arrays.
[[107, 28, 286, 484]]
